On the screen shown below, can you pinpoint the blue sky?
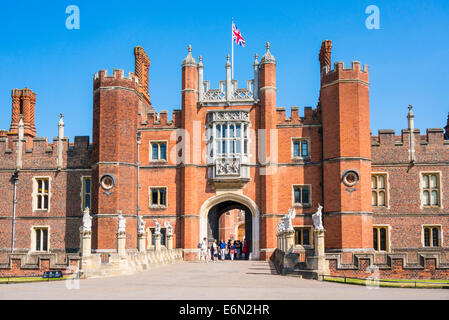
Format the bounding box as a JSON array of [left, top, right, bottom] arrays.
[[0, 0, 448, 141]]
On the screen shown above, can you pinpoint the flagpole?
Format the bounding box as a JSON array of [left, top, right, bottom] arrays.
[[232, 18, 234, 80]]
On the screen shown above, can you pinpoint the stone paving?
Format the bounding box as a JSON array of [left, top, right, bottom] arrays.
[[0, 261, 448, 300]]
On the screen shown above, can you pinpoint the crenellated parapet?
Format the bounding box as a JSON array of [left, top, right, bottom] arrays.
[[0, 135, 92, 170], [93, 69, 139, 91], [321, 61, 369, 87], [371, 128, 449, 164], [139, 109, 181, 128], [276, 106, 321, 126]]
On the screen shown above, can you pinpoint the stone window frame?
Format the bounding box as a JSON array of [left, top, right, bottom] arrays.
[[291, 137, 311, 161], [420, 171, 443, 209], [421, 224, 443, 248], [293, 225, 314, 249], [292, 184, 312, 208], [30, 226, 50, 253], [80, 176, 92, 212], [149, 186, 168, 209], [373, 224, 391, 252], [371, 172, 390, 209], [150, 140, 168, 162], [32, 176, 51, 213]]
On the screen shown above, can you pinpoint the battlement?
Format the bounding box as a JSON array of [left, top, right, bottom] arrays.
[[276, 106, 319, 125], [371, 128, 448, 147], [93, 69, 139, 91], [371, 127, 449, 164], [0, 135, 92, 169], [321, 61, 369, 85], [140, 109, 181, 128]]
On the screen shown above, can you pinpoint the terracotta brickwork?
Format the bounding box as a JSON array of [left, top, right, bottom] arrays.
[[0, 42, 448, 277]]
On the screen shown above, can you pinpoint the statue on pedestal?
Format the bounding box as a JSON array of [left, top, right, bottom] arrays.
[[82, 207, 92, 232], [153, 219, 161, 235], [164, 221, 173, 236], [138, 216, 146, 235], [117, 211, 126, 233], [312, 204, 324, 231]]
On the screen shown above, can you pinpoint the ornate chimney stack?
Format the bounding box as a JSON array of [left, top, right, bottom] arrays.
[[9, 88, 37, 138], [134, 46, 151, 105], [319, 40, 333, 72]]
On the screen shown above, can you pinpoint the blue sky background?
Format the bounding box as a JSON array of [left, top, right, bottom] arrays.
[[0, 0, 448, 141]]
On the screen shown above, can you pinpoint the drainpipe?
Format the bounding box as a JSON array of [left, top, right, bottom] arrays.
[[11, 171, 19, 252], [136, 131, 142, 243]]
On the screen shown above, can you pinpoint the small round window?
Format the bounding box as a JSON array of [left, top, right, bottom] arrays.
[[342, 170, 359, 187], [100, 175, 115, 190]]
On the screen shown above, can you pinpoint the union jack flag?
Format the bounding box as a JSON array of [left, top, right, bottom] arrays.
[[232, 23, 246, 47]]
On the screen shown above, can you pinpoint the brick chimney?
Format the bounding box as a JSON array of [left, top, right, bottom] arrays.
[[9, 88, 37, 138], [134, 46, 151, 105], [319, 40, 333, 72]]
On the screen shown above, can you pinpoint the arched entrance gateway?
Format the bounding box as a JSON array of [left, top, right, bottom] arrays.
[[199, 193, 260, 260]]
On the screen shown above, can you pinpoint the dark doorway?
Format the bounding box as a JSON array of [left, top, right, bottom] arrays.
[[207, 200, 252, 258]]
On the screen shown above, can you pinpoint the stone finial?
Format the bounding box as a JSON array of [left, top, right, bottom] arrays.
[[260, 42, 276, 65], [253, 53, 259, 66], [226, 54, 231, 68], [182, 44, 197, 67], [319, 40, 333, 71], [198, 55, 203, 67]]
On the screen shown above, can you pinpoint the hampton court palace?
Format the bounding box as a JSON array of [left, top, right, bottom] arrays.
[[0, 40, 448, 278]]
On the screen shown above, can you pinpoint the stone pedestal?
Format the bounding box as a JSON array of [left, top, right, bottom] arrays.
[[138, 233, 146, 252], [285, 230, 295, 252], [117, 232, 127, 257], [307, 229, 329, 278], [154, 233, 162, 251], [79, 228, 91, 257], [166, 235, 173, 250]]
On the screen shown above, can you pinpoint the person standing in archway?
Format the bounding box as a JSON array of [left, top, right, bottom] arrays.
[[242, 238, 248, 260], [219, 240, 226, 261], [200, 237, 208, 263]]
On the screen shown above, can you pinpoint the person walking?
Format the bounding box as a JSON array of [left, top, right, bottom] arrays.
[[229, 243, 235, 261], [199, 237, 208, 263], [219, 240, 226, 261], [234, 240, 241, 260], [212, 239, 218, 262], [227, 239, 232, 259], [242, 239, 248, 260]]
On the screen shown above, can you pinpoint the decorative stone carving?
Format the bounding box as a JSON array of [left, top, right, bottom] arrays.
[[117, 211, 126, 233], [215, 158, 240, 177], [138, 216, 146, 235], [164, 221, 173, 236], [207, 111, 250, 124], [153, 219, 161, 235], [312, 204, 324, 231], [82, 207, 92, 232]]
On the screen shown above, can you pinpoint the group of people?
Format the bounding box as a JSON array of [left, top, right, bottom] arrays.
[[199, 238, 249, 262]]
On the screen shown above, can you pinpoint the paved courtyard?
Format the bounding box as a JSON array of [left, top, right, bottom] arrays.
[[0, 261, 448, 300]]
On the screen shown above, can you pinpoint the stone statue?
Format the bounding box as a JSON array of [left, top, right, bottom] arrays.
[[164, 221, 173, 236], [138, 216, 146, 235], [277, 220, 285, 235], [153, 219, 161, 235], [312, 204, 324, 231], [286, 208, 296, 231], [82, 207, 92, 232], [117, 211, 126, 233]]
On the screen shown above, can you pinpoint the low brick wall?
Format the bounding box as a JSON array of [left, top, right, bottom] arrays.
[[327, 253, 449, 280], [0, 252, 80, 277]]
